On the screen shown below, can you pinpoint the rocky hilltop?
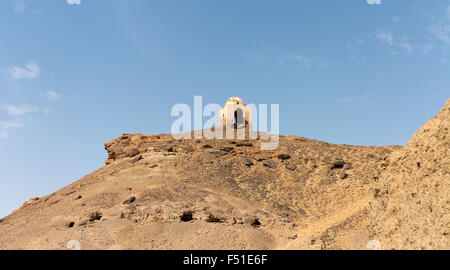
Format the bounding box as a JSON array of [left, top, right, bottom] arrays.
[[0, 99, 448, 250]]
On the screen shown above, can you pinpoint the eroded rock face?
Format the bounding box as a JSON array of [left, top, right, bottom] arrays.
[[369, 99, 450, 250], [104, 133, 174, 164]]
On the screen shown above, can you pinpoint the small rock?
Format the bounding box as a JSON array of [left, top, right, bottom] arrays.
[[24, 197, 39, 206], [298, 208, 307, 216], [74, 195, 82, 200], [340, 172, 349, 180], [50, 199, 60, 205], [210, 151, 227, 157], [374, 189, 381, 198], [255, 157, 266, 162], [126, 148, 139, 157], [149, 164, 158, 168], [236, 142, 253, 147], [130, 155, 142, 163], [220, 147, 234, 152], [116, 153, 127, 159], [263, 161, 276, 169], [65, 190, 76, 196], [123, 196, 136, 205], [105, 158, 114, 165], [285, 164, 297, 171], [245, 160, 254, 167], [154, 146, 173, 152], [89, 212, 102, 222], [278, 154, 291, 160], [330, 159, 346, 169], [205, 214, 226, 223], [181, 146, 195, 153], [202, 144, 213, 149], [288, 235, 298, 240]]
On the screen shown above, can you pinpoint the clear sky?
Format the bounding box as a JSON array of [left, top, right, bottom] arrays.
[[0, 0, 449, 218]]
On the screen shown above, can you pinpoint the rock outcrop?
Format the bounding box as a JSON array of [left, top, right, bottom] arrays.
[[369, 99, 450, 250]]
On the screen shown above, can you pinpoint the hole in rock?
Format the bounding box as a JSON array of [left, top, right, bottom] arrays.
[[330, 160, 345, 169], [180, 211, 194, 222], [90, 212, 102, 222], [251, 219, 261, 227]]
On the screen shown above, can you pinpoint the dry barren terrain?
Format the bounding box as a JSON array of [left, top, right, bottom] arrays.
[[0, 99, 448, 250]]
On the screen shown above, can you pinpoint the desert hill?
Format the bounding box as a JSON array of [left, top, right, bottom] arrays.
[[0, 133, 397, 250], [0, 100, 448, 250], [369, 99, 450, 250]]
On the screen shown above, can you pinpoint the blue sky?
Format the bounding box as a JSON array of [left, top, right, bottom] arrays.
[[0, 0, 449, 218]]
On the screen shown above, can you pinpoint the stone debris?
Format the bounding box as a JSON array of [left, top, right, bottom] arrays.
[[285, 164, 297, 171], [210, 151, 227, 157], [123, 196, 136, 205], [263, 161, 276, 169]]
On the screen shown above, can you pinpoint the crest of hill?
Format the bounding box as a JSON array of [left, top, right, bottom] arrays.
[[369, 99, 450, 250]]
